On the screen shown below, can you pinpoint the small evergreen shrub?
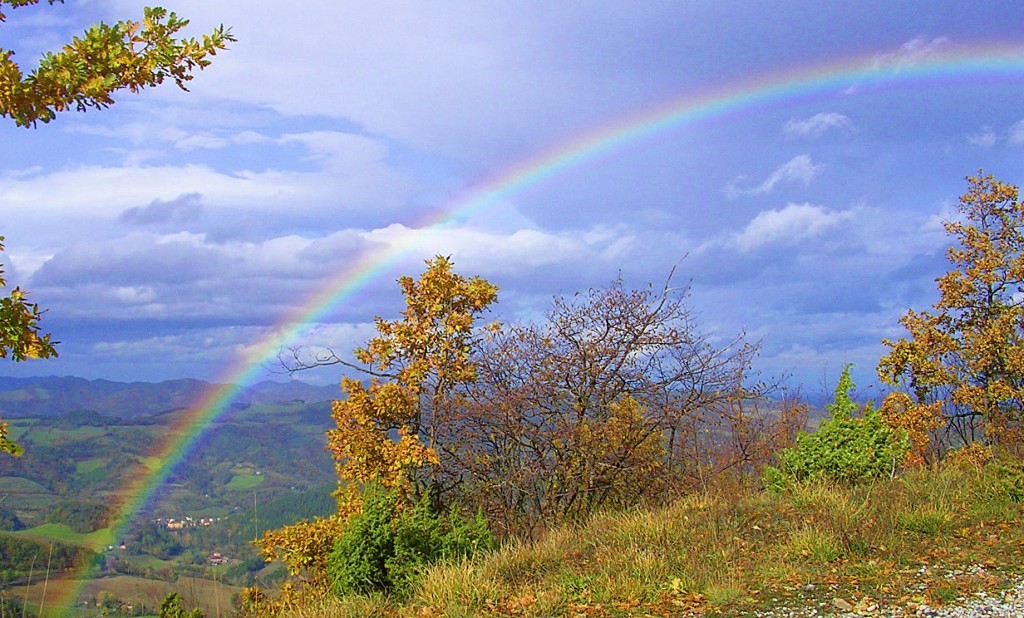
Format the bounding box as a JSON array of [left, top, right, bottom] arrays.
[[988, 459, 1024, 503], [327, 484, 495, 599], [329, 485, 398, 595], [765, 365, 909, 488], [160, 593, 205, 618]]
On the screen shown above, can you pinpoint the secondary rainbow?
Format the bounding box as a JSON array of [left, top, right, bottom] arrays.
[[48, 42, 1023, 614]]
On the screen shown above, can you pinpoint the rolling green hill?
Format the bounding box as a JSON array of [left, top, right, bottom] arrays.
[[0, 375, 341, 597]]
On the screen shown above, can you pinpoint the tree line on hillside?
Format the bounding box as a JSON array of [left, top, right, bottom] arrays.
[[46, 499, 111, 533], [94, 485, 336, 590], [0, 446, 76, 498], [165, 416, 335, 497], [0, 424, 158, 525], [0, 506, 22, 531], [147, 484, 336, 565], [0, 534, 96, 586]]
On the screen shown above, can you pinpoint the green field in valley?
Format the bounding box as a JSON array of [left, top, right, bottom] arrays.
[[4, 419, 34, 441], [11, 522, 114, 548], [75, 458, 105, 475], [22, 425, 107, 446], [225, 473, 264, 491]]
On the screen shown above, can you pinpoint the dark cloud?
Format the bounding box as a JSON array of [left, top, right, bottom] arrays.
[[119, 193, 204, 226]]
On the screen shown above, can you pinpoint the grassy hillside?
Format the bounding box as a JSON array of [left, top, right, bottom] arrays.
[[11, 523, 114, 548], [0, 475, 59, 524], [11, 574, 241, 618], [286, 464, 1024, 617]]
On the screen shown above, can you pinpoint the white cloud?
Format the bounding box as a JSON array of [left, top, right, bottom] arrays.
[[92, 327, 274, 363], [0, 164, 288, 245], [23, 218, 648, 327], [727, 155, 823, 198], [968, 126, 999, 148], [732, 203, 852, 252], [870, 36, 950, 71], [964, 121, 1024, 147], [66, 122, 368, 158], [1009, 120, 1024, 145], [174, 133, 233, 150], [114, 286, 158, 304], [279, 131, 389, 172], [843, 37, 952, 95], [119, 192, 204, 226], [363, 223, 636, 274], [784, 113, 854, 139]]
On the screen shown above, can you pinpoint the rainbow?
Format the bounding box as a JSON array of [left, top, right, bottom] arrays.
[[45, 42, 1023, 614]]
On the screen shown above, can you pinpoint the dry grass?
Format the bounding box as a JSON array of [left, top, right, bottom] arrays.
[[279, 464, 1024, 617]]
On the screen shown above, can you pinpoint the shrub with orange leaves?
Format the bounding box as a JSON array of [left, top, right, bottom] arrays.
[[943, 441, 994, 471], [879, 392, 944, 467]]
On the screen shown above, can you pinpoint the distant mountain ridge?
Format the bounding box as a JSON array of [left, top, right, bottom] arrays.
[[0, 376, 341, 418]]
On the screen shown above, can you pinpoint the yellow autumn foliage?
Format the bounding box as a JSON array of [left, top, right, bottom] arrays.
[[256, 257, 497, 583], [879, 173, 1024, 457]]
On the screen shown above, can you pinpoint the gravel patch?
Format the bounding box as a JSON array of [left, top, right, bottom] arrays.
[[755, 567, 1024, 618]]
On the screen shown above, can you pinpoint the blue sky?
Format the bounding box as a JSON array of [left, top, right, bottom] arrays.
[[1, 1, 1023, 395]]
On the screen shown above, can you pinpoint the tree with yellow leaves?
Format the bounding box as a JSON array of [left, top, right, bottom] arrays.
[[257, 256, 498, 581], [0, 236, 56, 455], [0, 236, 54, 364], [1, 1, 234, 127], [879, 173, 1024, 459], [330, 256, 499, 507]]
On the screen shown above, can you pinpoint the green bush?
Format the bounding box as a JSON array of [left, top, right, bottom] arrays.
[[988, 459, 1024, 503], [159, 593, 205, 618], [765, 365, 908, 488], [0, 594, 39, 618], [0, 505, 23, 531], [327, 484, 495, 599]]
